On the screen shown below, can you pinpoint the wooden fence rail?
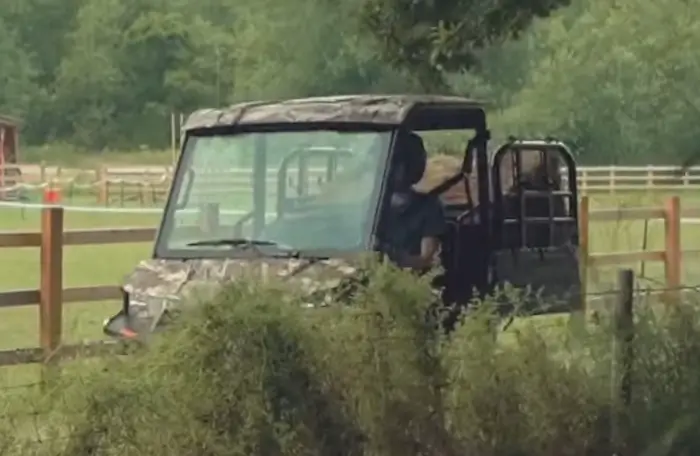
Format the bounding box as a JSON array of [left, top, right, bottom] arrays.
[[1, 196, 700, 366], [0, 209, 155, 366], [581, 195, 700, 305]]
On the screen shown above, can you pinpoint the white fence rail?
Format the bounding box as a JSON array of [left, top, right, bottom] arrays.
[[4, 164, 700, 194], [574, 166, 700, 192]]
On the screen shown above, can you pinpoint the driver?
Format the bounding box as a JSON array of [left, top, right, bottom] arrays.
[[382, 130, 446, 272]]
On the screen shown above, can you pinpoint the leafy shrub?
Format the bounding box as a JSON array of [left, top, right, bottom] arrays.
[[8, 263, 700, 455]]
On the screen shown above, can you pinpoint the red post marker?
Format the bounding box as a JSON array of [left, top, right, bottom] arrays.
[[43, 187, 62, 204]]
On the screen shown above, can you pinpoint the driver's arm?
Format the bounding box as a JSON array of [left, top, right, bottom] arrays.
[[398, 199, 446, 271], [398, 236, 441, 270]]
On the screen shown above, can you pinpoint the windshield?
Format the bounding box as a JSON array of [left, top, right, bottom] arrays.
[[155, 129, 390, 258]]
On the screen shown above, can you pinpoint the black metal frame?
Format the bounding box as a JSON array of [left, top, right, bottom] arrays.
[[491, 139, 579, 251], [275, 146, 353, 216]]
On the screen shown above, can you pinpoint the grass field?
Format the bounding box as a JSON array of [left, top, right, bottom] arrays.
[[0, 202, 160, 388], [1, 191, 700, 387], [0, 207, 159, 345], [586, 192, 700, 290]]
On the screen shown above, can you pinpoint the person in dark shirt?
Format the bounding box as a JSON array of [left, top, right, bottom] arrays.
[[383, 131, 446, 272]]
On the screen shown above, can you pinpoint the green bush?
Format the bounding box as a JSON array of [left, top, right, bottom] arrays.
[[8, 264, 700, 455]]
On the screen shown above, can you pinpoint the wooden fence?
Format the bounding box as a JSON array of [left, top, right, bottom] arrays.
[[4, 164, 700, 207], [0, 209, 155, 366], [575, 165, 700, 192], [1, 196, 700, 367], [580, 195, 700, 303]]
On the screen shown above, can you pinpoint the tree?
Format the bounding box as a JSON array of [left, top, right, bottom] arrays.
[[229, 0, 419, 102], [360, 0, 572, 90], [0, 17, 38, 118], [1, 0, 82, 88], [490, 0, 700, 165], [51, 0, 239, 148]]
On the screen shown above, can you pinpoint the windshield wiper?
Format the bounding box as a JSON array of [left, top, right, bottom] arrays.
[[186, 238, 292, 259], [186, 238, 280, 248], [185, 238, 329, 264]]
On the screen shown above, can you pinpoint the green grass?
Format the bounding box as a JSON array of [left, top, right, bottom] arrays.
[[586, 192, 700, 291], [0, 201, 160, 389], [0, 205, 159, 372]]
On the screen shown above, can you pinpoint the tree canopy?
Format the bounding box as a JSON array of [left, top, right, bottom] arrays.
[[359, 0, 571, 89], [0, 0, 697, 164], [490, 0, 700, 164]]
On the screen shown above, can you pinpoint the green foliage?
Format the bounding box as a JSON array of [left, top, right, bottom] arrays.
[[229, 0, 419, 101], [6, 265, 700, 454], [0, 0, 697, 164], [486, 0, 700, 164], [0, 0, 415, 150], [359, 0, 571, 89], [49, 0, 240, 148], [0, 17, 38, 118]]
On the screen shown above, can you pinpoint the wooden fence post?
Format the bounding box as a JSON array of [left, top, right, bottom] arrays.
[[40, 207, 63, 363], [611, 268, 634, 456], [199, 203, 220, 235], [578, 196, 590, 314], [609, 166, 616, 194], [663, 196, 681, 304], [98, 166, 108, 205], [94, 166, 101, 204], [297, 155, 309, 196]]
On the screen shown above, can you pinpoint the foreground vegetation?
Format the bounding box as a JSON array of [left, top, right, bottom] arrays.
[[2, 264, 700, 455]]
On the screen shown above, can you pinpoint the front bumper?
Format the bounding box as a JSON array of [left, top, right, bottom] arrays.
[[102, 311, 146, 341], [103, 289, 177, 341]]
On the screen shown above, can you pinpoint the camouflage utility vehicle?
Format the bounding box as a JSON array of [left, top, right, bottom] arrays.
[[103, 94, 580, 341]]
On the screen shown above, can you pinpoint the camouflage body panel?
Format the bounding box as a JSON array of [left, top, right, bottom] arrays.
[[183, 95, 484, 130], [120, 257, 361, 335]]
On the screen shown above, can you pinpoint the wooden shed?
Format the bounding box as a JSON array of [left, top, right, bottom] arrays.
[[0, 115, 21, 196], [0, 115, 20, 165]]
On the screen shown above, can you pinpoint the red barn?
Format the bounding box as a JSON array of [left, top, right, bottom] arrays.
[[0, 115, 21, 197], [0, 115, 20, 164]]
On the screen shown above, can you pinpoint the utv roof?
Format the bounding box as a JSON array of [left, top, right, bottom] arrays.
[[183, 94, 487, 131]]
